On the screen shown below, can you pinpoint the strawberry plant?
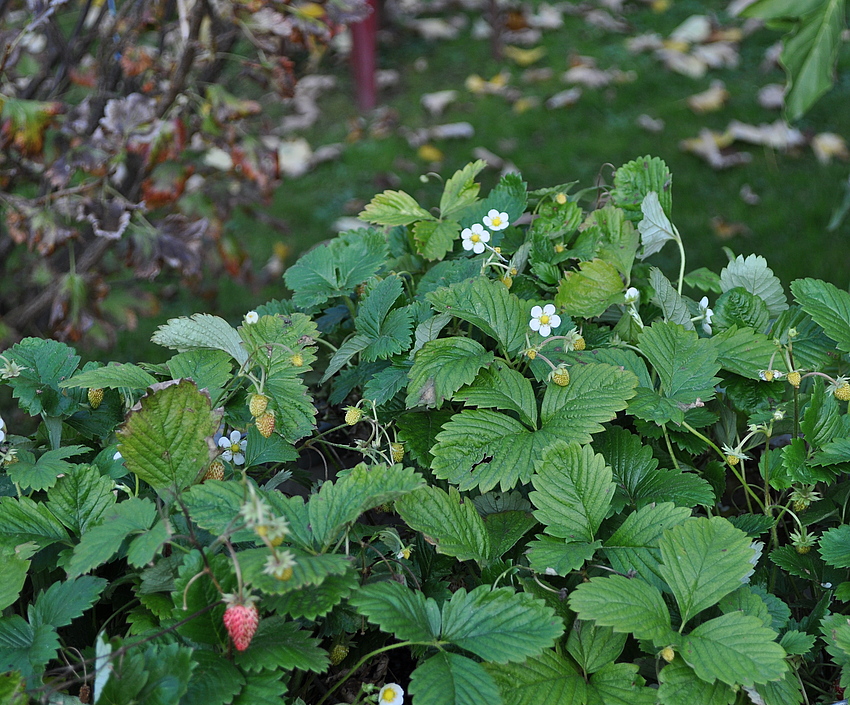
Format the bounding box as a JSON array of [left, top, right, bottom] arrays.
[[4, 156, 850, 704]]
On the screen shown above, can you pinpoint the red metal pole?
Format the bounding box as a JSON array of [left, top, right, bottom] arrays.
[[350, 0, 378, 112]]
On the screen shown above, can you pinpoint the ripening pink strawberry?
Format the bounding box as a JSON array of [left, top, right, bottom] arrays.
[[223, 601, 259, 651]]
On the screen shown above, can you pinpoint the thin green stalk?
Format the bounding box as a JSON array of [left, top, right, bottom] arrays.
[[675, 235, 686, 294], [661, 425, 679, 470]]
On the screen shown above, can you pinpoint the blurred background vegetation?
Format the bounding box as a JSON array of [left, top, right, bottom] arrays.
[[1, 0, 849, 365]]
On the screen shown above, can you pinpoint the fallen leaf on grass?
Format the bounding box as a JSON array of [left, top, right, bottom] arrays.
[[465, 72, 511, 95], [636, 114, 665, 133], [740, 184, 760, 205], [670, 15, 712, 44], [711, 216, 750, 240], [376, 70, 400, 88], [687, 80, 729, 113], [812, 133, 850, 164], [421, 89, 458, 116], [584, 9, 628, 33], [404, 122, 475, 147], [727, 119, 805, 150], [563, 57, 635, 88], [503, 45, 547, 67], [417, 144, 445, 162], [527, 3, 563, 29], [627, 32, 663, 53], [408, 17, 461, 40], [692, 42, 739, 69], [757, 84, 785, 110], [546, 88, 582, 109], [273, 138, 313, 178], [680, 128, 752, 169], [512, 96, 541, 113], [656, 48, 707, 79]]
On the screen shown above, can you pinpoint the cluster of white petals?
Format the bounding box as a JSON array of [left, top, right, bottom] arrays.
[[219, 430, 247, 465], [529, 304, 561, 337], [460, 209, 510, 255]]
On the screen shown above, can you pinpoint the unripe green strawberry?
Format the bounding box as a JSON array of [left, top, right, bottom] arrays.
[[329, 643, 349, 665], [223, 601, 259, 651], [795, 544, 811, 555], [391, 442, 404, 462], [345, 406, 363, 425], [835, 383, 850, 401], [726, 454, 740, 466], [787, 371, 801, 388], [660, 646, 675, 663], [204, 459, 225, 482], [573, 336, 586, 351], [550, 366, 570, 387], [500, 275, 513, 289], [255, 410, 276, 438], [88, 388, 104, 409], [249, 393, 269, 418]]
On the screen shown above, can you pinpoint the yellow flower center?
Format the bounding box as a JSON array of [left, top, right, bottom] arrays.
[[470, 233, 480, 243], [230, 442, 241, 454], [539, 315, 550, 325], [381, 689, 396, 702], [491, 216, 502, 227]]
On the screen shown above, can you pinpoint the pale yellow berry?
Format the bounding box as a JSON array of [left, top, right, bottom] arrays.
[[255, 410, 276, 438], [726, 455, 740, 466], [345, 407, 363, 425], [554, 243, 565, 253], [290, 353, 304, 367], [550, 366, 570, 387], [787, 371, 801, 388], [87, 388, 104, 409], [204, 459, 225, 482], [391, 442, 405, 462], [555, 192, 567, 205], [573, 337, 586, 351], [660, 646, 675, 663], [835, 383, 850, 401], [249, 393, 269, 418], [500, 275, 513, 289]]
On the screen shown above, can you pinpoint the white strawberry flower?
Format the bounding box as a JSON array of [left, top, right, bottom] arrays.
[[377, 683, 404, 705], [245, 310, 259, 325], [219, 430, 247, 465], [529, 304, 561, 337], [483, 208, 510, 231], [461, 223, 490, 254], [0, 415, 5, 444], [698, 296, 713, 335]]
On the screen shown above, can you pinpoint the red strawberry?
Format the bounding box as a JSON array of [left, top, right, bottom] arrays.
[[223, 601, 259, 651]]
